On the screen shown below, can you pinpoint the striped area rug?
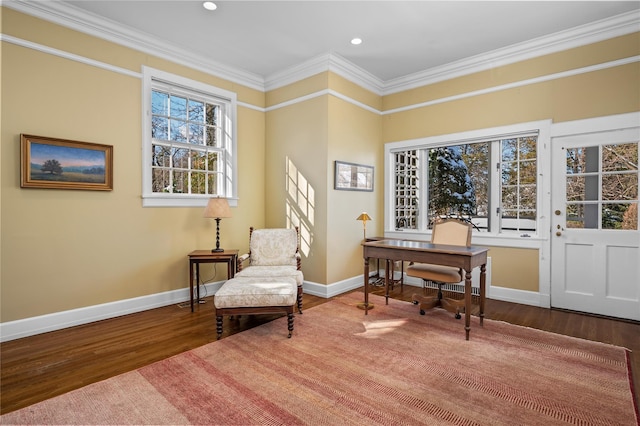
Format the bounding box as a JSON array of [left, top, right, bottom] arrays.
[[2, 293, 638, 425]]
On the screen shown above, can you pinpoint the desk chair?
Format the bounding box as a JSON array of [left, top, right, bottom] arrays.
[[408, 219, 472, 318]]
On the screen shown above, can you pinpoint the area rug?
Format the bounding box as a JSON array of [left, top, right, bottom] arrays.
[[1, 293, 638, 425]]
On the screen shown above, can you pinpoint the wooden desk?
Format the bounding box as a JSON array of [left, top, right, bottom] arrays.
[[362, 239, 488, 340], [188, 250, 238, 312]]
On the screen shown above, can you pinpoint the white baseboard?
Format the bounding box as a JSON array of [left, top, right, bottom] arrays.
[[0, 281, 224, 342], [1, 258, 545, 342]]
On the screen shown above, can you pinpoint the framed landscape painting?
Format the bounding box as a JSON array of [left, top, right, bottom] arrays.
[[21, 134, 113, 191]]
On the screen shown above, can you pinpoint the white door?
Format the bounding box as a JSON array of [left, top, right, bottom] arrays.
[[551, 125, 639, 321]]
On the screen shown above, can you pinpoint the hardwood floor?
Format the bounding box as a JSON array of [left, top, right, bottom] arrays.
[[2, 286, 639, 415]]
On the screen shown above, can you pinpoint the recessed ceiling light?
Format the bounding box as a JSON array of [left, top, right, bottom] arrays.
[[203, 2, 217, 11], [351, 38, 363, 45]]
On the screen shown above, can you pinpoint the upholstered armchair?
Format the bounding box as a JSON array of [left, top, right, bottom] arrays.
[[234, 227, 304, 314], [214, 227, 304, 339]]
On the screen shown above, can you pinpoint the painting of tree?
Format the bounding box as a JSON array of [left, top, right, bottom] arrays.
[[41, 159, 63, 175]]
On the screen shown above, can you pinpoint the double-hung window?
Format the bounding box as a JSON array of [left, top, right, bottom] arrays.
[[387, 121, 550, 238], [142, 67, 237, 207]]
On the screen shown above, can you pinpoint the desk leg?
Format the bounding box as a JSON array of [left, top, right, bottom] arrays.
[[363, 256, 370, 314], [464, 270, 472, 341], [479, 264, 486, 326], [189, 261, 194, 312], [384, 260, 389, 304]]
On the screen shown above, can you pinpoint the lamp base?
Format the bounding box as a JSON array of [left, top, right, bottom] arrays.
[[356, 302, 374, 310], [212, 248, 224, 253]]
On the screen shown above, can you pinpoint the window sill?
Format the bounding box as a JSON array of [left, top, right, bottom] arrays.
[[383, 230, 546, 249], [142, 195, 238, 208]]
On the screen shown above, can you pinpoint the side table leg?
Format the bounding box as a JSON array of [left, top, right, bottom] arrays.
[[189, 260, 195, 312]]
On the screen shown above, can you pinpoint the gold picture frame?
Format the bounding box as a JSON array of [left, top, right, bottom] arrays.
[[21, 134, 113, 191], [334, 161, 374, 192]]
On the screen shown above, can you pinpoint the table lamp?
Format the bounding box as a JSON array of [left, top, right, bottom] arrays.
[[356, 212, 372, 240], [203, 197, 232, 252]]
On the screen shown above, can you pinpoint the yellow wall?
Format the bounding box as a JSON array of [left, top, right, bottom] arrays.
[[265, 95, 329, 283], [264, 72, 382, 285], [381, 32, 639, 292], [1, 8, 265, 322], [327, 96, 382, 284], [1, 6, 639, 324], [486, 248, 539, 292]]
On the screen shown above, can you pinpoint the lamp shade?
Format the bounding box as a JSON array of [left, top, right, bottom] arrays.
[[356, 212, 372, 222], [203, 198, 232, 219]]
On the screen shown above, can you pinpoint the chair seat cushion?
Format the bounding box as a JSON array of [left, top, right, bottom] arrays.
[[214, 277, 297, 309], [406, 263, 462, 283], [235, 265, 303, 286]]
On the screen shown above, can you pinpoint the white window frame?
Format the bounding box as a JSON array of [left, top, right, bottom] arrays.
[[141, 66, 238, 207], [384, 120, 551, 249]]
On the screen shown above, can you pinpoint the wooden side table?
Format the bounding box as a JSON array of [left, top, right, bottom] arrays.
[[188, 249, 238, 312]]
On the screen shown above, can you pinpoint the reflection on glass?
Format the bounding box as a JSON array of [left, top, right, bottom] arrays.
[[602, 174, 638, 201], [170, 96, 187, 119], [603, 143, 638, 172], [191, 172, 206, 194], [173, 171, 186, 193], [501, 138, 517, 161], [602, 203, 638, 230]]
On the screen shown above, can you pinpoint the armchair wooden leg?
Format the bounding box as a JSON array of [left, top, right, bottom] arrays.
[[287, 313, 294, 338], [216, 315, 223, 340], [297, 285, 303, 314]]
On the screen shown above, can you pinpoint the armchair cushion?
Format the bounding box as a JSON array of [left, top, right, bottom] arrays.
[[214, 277, 297, 309], [235, 265, 303, 286]]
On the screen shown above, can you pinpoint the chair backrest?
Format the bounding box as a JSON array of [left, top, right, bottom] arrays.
[[430, 219, 472, 247], [249, 227, 299, 267]]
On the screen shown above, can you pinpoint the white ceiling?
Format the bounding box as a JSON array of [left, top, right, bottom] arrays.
[[9, 1, 640, 89]]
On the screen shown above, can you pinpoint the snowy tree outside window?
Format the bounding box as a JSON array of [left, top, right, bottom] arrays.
[[392, 132, 538, 234]]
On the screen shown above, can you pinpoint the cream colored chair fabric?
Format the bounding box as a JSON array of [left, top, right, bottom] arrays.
[[407, 219, 472, 318], [214, 227, 304, 339], [235, 227, 304, 312]]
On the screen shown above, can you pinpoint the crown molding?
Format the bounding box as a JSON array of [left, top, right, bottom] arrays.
[[383, 10, 640, 95], [4, 1, 638, 96], [3, 0, 266, 91], [264, 52, 385, 94]]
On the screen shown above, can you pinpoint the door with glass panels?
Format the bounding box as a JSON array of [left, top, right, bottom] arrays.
[[551, 128, 639, 320]]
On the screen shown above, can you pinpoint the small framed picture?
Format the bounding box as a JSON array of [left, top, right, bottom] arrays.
[[334, 161, 374, 192], [21, 134, 113, 191]]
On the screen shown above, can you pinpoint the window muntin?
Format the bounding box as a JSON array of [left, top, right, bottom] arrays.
[[565, 142, 638, 230], [391, 132, 538, 235], [500, 136, 537, 232], [394, 150, 419, 230], [142, 67, 236, 207]]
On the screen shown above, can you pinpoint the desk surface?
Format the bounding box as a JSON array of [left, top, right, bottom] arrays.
[[363, 239, 487, 257]]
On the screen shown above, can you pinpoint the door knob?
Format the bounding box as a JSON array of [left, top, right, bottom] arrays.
[[555, 210, 561, 215], [556, 231, 562, 236]]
